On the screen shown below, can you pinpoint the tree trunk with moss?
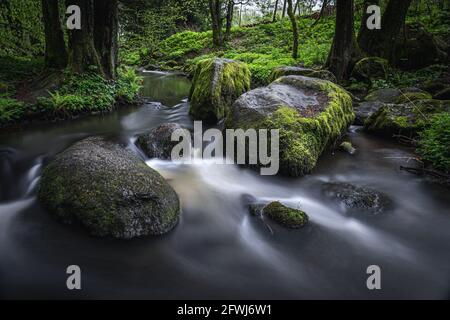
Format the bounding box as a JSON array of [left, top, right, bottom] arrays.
[[66, 0, 103, 75], [286, 0, 298, 59], [358, 0, 412, 61], [94, 0, 118, 79], [210, 0, 223, 47], [42, 0, 67, 70], [325, 0, 361, 82], [224, 0, 234, 41]]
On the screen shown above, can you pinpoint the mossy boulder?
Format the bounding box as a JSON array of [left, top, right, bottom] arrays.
[[364, 88, 402, 103], [38, 137, 181, 239], [395, 91, 432, 104], [136, 123, 184, 160], [354, 101, 385, 125], [263, 201, 309, 228], [269, 66, 337, 83], [322, 182, 391, 215], [351, 57, 389, 84], [189, 58, 251, 123], [365, 99, 450, 137], [231, 75, 354, 176]]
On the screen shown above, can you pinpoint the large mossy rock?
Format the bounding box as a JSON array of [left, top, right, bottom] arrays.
[[269, 66, 337, 83], [365, 99, 450, 137], [38, 137, 181, 239], [189, 58, 251, 123], [355, 88, 430, 125], [136, 123, 184, 160], [351, 57, 389, 84], [231, 75, 354, 176], [393, 23, 448, 70]]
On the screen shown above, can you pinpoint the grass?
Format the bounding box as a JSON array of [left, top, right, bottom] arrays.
[[0, 65, 142, 128], [147, 17, 335, 85]]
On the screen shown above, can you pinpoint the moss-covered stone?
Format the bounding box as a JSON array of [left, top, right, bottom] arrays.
[[351, 57, 389, 84], [269, 66, 337, 83], [189, 58, 251, 123], [322, 182, 391, 215], [339, 141, 356, 154], [136, 123, 185, 160], [38, 137, 181, 239], [365, 99, 450, 137], [364, 88, 402, 103], [395, 92, 432, 104], [231, 75, 354, 176], [263, 201, 308, 228]]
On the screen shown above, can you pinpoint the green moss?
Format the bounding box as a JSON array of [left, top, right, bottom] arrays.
[[263, 201, 308, 228], [395, 92, 433, 104], [365, 99, 450, 137], [152, 17, 334, 85], [189, 58, 251, 122], [233, 77, 354, 176], [0, 98, 26, 127], [351, 57, 389, 84]]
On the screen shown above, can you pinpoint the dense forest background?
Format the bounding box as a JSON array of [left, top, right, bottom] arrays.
[[0, 0, 449, 173]]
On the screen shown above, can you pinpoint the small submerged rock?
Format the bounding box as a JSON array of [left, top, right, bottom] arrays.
[[247, 199, 309, 229], [339, 142, 356, 155], [38, 137, 181, 239], [322, 182, 391, 215], [136, 123, 184, 160]]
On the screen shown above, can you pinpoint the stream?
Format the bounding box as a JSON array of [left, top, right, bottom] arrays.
[[0, 71, 449, 299]]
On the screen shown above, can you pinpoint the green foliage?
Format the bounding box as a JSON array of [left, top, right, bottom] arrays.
[[0, 0, 44, 56], [119, 0, 210, 66], [150, 17, 335, 85], [35, 70, 142, 118], [418, 113, 450, 173], [115, 67, 143, 103], [0, 98, 25, 126]]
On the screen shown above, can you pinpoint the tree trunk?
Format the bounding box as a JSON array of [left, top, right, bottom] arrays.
[[94, 0, 119, 79], [210, 0, 223, 47], [273, 0, 279, 22], [357, 0, 379, 50], [282, 0, 287, 18], [42, 0, 67, 70], [325, 0, 360, 82], [312, 0, 329, 27], [358, 0, 412, 61], [286, 0, 299, 59], [225, 0, 234, 41], [66, 0, 103, 75]]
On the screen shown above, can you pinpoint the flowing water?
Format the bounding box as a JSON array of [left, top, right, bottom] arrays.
[[0, 71, 449, 299]]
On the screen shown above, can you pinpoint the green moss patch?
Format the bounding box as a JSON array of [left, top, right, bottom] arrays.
[[263, 201, 309, 228], [189, 58, 251, 123]]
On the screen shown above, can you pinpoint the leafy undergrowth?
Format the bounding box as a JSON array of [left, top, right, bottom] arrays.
[[418, 113, 450, 173], [0, 66, 142, 128], [148, 17, 335, 85]]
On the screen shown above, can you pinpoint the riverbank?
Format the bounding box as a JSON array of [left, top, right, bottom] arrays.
[[0, 56, 142, 130]]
